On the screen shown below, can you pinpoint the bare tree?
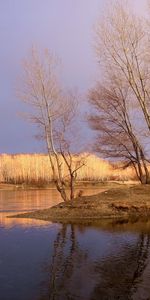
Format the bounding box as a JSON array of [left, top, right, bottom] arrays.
[[89, 82, 150, 183], [89, 0, 150, 183], [19, 48, 85, 202], [95, 1, 150, 132]]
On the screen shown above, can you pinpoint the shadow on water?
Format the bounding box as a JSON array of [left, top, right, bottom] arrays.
[[1, 189, 150, 300], [39, 223, 150, 300], [91, 233, 150, 300]]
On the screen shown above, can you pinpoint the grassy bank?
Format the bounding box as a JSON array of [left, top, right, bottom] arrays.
[[0, 153, 138, 185], [10, 184, 150, 223]]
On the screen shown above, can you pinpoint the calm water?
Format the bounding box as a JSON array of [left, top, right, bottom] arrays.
[[1, 189, 150, 300]]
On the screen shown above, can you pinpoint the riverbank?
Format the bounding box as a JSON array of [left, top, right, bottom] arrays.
[[0, 180, 138, 190], [0, 181, 106, 190], [9, 184, 150, 223]]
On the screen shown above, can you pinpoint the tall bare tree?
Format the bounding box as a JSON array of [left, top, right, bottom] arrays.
[[19, 48, 85, 201], [89, 0, 150, 183], [95, 1, 150, 131], [89, 82, 149, 183]]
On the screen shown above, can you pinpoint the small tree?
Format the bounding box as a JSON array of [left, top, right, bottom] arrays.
[[19, 48, 85, 201]]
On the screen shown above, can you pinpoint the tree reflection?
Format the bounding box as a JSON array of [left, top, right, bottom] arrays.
[[39, 225, 150, 300], [48, 224, 88, 300], [91, 233, 150, 300]]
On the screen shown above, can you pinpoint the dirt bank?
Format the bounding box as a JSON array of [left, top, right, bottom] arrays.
[[9, 185, 150, 223]]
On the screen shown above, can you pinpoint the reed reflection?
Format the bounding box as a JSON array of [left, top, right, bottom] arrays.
[[0, 188, 103, 228], [0, 211, 49, 228], [0, 189, 61, 228]]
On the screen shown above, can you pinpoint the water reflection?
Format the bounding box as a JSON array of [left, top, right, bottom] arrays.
[[48, 225, 88, 300], [0, 189, 61, 228], [45, 224, 150, 300], [0, 188, 104, 228], [91, 233, 150, 300], [0, 211, 49, 228], [1, 188, 150, 299]]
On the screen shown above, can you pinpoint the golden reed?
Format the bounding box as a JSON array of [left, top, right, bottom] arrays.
[[0, 153, 137, 184]]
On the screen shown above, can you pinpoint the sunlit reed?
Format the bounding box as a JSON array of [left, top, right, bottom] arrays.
[[0, 153, 137, 185]]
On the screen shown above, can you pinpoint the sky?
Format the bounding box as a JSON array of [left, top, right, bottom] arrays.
[[0, 0, 147, 153]]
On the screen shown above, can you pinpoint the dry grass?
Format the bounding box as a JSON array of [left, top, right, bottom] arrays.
[[0, 153, 137, 185]]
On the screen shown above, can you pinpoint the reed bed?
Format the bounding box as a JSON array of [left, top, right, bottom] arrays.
[[0, 153, 137, 185]]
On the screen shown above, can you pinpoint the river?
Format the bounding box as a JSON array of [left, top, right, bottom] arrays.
[[0, 188, 150, 300]]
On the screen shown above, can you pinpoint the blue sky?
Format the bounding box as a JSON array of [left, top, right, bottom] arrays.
[[0, 0, 147, 153]]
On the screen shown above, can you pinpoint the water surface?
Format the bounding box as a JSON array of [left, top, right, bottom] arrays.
[[0, 188, 150, 300]]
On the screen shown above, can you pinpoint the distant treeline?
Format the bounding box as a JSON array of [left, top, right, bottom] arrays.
[[0, 153, 138, 185]]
